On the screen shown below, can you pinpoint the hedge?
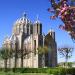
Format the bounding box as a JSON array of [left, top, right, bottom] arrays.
[[0, 68, 75, 75]]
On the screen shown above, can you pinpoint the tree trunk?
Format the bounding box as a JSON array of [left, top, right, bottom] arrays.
[[65, 54, 68, 68], [21, 41, 24, 68], [4, 58, 7, 72], [21, 49, 23, 68], [14, 50, 17, 68], [14, 42, 18, 68], [42, 54, 45, 67], [9, 58, 11, 68], [21, 33, 24, 68]]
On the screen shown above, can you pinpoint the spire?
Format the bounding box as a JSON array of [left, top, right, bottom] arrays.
[[36, 15, 39, 21], [48, 28, 54, 33], [35, 14, 41, 24], [23, 12, 27, 18]]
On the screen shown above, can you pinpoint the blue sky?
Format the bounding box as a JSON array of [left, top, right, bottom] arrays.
[[0, 0, 75, 63]]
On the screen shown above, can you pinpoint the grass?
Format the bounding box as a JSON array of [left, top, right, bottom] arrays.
[[0, 72, 49, 75]]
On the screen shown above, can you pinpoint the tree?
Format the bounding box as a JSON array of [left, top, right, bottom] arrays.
[[58, 46, 73, 68], [0, 47, 10, 71], [11, 36, 18, 69], [37, 46, 48, 67], [37, 46, 48, 54], [67, 62, 73, 68], [8, 48, 13, 68], [14, 42, 18, 69], [21, 33, 24, 68], [48, 0, 75, 41]]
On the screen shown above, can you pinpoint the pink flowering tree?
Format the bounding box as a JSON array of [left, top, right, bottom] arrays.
[[48, 0, 75, 41]]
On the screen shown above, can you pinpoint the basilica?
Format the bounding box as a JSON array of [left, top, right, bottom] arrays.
[[2, 13, 57, 68]]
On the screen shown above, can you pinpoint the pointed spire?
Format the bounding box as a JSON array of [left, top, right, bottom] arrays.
[[48, 28, 54, 33], [35, 14, 41, 24], [36, 14, 39, 21], [23, 12, 27, 18]]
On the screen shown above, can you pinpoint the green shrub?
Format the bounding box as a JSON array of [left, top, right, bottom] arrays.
[[12, 68, 47, 73], [0, 67, 75, 75]]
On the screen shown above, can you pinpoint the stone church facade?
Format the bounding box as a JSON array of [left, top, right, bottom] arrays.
[[2, 13, 57, 68]]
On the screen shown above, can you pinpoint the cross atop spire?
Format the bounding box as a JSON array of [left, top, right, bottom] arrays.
[[36, 14, 39, 21], [23, 12, 27, 18], [34, 14, 41, 24]]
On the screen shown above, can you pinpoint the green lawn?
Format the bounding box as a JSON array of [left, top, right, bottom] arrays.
[[0, 72, 49, 75], [14, 73, 49, 75]]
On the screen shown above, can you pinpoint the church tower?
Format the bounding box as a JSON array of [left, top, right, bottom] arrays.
[[49, 29, 55, 41], [12, 13, 32, 36], [33, 16, 42, 35], [45, 29, 57, 67], [12, 13, 33, 50]]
